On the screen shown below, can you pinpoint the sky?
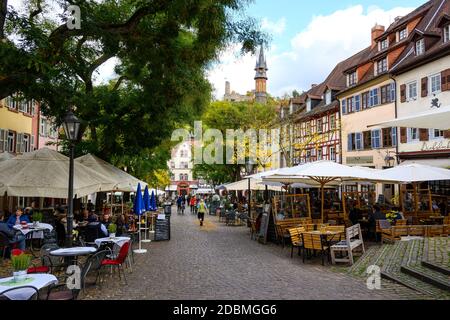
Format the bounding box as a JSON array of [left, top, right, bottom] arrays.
[[208, 0, 427, 99], [8, 0, 428, 99]]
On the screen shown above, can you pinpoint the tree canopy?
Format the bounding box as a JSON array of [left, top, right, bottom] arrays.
[[0, 0, 267, 174]]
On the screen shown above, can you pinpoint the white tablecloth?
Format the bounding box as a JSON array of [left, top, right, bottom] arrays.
[[14, 223, 53, 239], [50, 247, 97, 257], [0, 274, 57, 300], [95, 236, 131, 248]]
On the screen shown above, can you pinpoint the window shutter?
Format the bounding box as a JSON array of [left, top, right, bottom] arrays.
[[444, 130, 450, 139], [442, 69, 450, 91], [0, 129, 4, 152], [347, 134, 353, 151], [400, 84, 406, 102], [400, 127, 407, 144], [421, 77, 428, 97], [419, 128, 429, 141]]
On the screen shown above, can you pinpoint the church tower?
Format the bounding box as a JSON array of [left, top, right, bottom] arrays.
[[254, 44, 268, 104]]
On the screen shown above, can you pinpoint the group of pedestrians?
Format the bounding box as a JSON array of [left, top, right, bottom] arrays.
[[176, 194, 208, 226]]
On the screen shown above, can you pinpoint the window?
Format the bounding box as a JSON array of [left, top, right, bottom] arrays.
[[329, 146, 336, 161], [170, 161, 175, 169], [306, 99, 312, 112], [341, 99, 347, 114], [444, 25, 450, 43], [6, 96, 17, 110], [382, 128, 393, 147], [348, 71, 357, 87], [363, 131, 371, 149], [355, 133, 363, 150], [370, 88, 379, 106], [325, 90, 332, 105], [22, 134, 29, 153], [381, 85, 389, 104], [330, 114, 336, 130], [399, 28, 407, 41], [362, 92, 370, 109], [179, 174, 184, 181], [40, 118, 46, 137], [317, 119, 323, 133], [407, 81, 417, 100], [377, 57, 388, 74], [347, 133, 355, 151], [354, 95, 361, 112], [0, 129, 6, 152], [317, 149, 323, 160], [392, 127, 397, 147], [407, 128, 419, 142], [18, 99, 27, 113], [7, 131, 15, 153], [430, 73, 441, 94], [430, 129, 444, 140], [416, 39, 425, 55], [347, 97, 354, 113], [371, 130, 381, 148], [380, 38, 388, 50], [390, 83, 396, 102]]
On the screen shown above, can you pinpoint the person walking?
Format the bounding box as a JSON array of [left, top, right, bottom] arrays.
[[176, 195, 183, 214], [190, 196, 196, 214], [197, 199, 208, 226]]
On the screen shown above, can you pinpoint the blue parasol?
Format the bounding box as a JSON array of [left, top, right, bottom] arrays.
[[133, 183, 146, 215], [143, 185, 151, 212], [150, 190, 157, 211]]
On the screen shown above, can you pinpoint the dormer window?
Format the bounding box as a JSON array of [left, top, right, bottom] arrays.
[[399, 28, 408, 41], [325, 90, 332, 105], [377, 57, 388, 74], [444, 25, 450, 43], [415, 39, 425, 55], [348, 71, 357, 87], [380, 38, 388, 51]]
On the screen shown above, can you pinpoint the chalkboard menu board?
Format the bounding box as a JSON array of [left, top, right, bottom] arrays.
[[258, 204, 271, 244], [154, 214, 171, 241]]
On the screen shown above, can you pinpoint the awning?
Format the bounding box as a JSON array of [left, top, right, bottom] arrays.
[[165, 185, 177, 192], [368, 105, 450, 130], [400, 159, 450, 169], [189, 185, 199, 189]]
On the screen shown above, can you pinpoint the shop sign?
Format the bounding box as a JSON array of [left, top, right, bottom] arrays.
[[346, 156, 373, 165], [421, 141, 450, 151]]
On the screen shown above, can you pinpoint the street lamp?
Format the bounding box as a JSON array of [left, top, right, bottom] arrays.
[[245, 159, 254, 221], [384, 151, 396, 168], [62, 110, 82, 247]]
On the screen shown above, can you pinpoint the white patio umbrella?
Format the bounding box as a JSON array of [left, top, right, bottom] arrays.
[[262, 161, 381, 222], [368, 105, 450, 130], [0, 148, 116, 198], [76, 154, 147, 192], [223, 178, 283, 192], [376, 163, 450, 216]]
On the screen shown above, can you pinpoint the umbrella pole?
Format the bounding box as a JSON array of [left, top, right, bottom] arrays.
[[321, 183, 325, 224], [413, 182, 418, 219], [142, 212, 151, 243], [134, 215, 147, 254]]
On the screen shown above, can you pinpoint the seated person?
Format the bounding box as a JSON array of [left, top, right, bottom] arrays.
[[100, 213, 112, 231], [0, 212, 26, 250], [87, 214, 108, 237], [348, 206, 362, 226], [7, 208, 30, 229]]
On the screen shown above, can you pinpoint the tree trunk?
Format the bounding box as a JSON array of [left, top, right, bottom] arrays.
[[0, 0, 7, 39]]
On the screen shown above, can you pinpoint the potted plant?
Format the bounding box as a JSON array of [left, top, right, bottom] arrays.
[[386, 211, 398, 225], [11, 250, 31, 282], [108, 223, 117, 238], [32, 211, 43, 225]]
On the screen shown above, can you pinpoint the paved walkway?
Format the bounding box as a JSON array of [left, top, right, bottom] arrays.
[[84, 207, 398, 300]]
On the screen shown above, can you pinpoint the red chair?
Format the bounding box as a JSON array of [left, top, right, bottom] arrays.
[[99, 241, 130, 284]]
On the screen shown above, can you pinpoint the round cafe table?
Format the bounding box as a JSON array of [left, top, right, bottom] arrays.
[[14, 223, 53, 239], [0, 274, 57, 300], [50, 247, 97, 265]]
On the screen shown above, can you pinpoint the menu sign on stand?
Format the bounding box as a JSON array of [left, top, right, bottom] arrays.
[[154, 213, 171, 241]]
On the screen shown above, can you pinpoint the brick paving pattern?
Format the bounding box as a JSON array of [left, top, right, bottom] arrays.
[[82, 207, 408, 300]]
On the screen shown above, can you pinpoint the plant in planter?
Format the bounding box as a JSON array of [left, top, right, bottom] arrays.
[[385, 211, 399, 225], [11, 250, 31, 282], [108, 223, 117, 238], [32, 212, 43, 224]]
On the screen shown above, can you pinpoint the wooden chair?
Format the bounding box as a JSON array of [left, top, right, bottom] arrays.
[[325, 226, 345, 233], [301, 233, 330, 266], [381, 226, 408, 243], [287, 227, 305, 258], [303, 224, 315, 231], [396, 219, 408, 226], [375, 220, 391, 242], [444, 217, 450, 225], [443, 225, 450, 236], [330, 224, 365, 266]]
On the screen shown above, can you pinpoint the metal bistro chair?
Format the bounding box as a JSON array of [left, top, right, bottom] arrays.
[[0, 286, 39, 300], [27, 243, 65, 275], [98, 241, 131, 285], [0, 231, 14, 260], [225, 210, 237, 226]]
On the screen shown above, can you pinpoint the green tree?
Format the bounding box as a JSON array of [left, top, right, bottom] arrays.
[[0, 0, 267, 164], [193, 99, 277, 185]]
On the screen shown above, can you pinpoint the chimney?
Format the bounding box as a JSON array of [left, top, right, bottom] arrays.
[[311, 84, 317, 88], [371, 24, 385, 48], [225, 81, 231, 96]]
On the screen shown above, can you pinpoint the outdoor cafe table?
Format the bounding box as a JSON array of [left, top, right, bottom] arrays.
[[95, 236, 131, 248], [0, 273, 57, 300], [13, 223, 53, 239], [50, 247, 97, 265], [300, 230, 344, 246]]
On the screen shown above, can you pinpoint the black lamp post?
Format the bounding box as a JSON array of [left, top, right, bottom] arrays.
[[245, 159, 254, 220], [62, 110, 82, 247]]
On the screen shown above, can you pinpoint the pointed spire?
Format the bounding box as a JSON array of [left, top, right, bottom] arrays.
[[254, 44, 268, 80]]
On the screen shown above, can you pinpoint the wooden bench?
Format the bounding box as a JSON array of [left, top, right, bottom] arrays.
[[382, 226, 409, 243], [330, 224, 365, 265], [287, 227, 305, 258]]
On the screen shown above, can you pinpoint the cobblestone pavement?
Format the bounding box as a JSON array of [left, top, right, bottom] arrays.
[[83, 208, 410, 300]]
